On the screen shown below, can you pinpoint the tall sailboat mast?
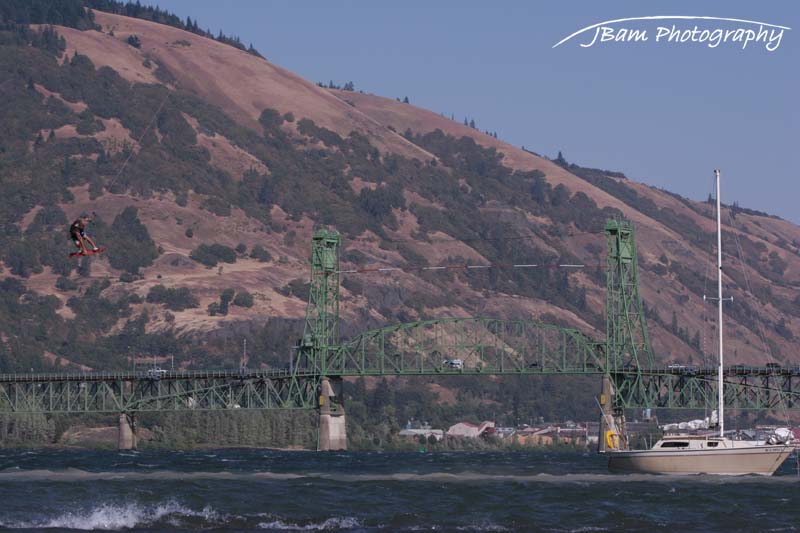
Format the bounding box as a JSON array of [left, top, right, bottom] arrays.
[[715, 169, 724, 437], [605, 168, 795, 474]]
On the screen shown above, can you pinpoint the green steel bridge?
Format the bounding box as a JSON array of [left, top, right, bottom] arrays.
[[2, 360, 798, 414], [1, 220, 799, 448]]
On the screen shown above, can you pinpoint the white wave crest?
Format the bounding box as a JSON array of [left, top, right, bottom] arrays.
[[257, 516, 362, 530], [0, 500, 222, 530]]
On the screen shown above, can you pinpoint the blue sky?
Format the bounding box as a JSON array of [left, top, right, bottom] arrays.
[[140, 1, 798, 222]]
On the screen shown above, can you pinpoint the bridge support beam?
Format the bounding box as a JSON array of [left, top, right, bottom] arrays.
[[597, 374, 618, 452], [118, 413, 137, 450], [318, 377, 347, 451]]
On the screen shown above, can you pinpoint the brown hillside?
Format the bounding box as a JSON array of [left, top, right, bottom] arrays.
[[28, 12, 800, 366], [332, 90, 800, 364], [56, 11, 433, 161]]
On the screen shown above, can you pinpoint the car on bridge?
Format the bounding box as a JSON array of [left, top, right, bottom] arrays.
[[140, 368, 168, 380], [443, 358, 464, 370]]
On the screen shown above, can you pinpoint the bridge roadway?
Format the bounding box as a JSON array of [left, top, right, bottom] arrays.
[[2, 364, 799, 383], [1, 364, 799, 414]]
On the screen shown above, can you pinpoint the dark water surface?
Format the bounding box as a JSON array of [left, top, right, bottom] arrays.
[[0, 448, 798, 531]]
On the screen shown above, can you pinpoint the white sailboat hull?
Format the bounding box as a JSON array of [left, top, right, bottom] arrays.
[[607, 443, 794, 476]]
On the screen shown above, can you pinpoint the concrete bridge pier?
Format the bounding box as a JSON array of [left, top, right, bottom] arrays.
[[118, 413, 137, 450], [318, 377, 347, 451]]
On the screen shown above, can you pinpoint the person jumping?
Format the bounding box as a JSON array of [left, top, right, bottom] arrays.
[[69, 213, 100, 255]]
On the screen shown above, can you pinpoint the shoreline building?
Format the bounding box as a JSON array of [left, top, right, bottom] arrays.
[[447, 421, 496, 439]]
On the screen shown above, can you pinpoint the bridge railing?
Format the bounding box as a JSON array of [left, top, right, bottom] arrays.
[[0, 368, 308, 384], [3, 362, 798, 384]]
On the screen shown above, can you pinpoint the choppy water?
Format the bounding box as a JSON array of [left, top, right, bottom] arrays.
[[0, 448, 798, 531]]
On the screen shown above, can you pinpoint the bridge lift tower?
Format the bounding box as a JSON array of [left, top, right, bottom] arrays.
[[296, 229, 347, 450], [599, 219, 651, 451]]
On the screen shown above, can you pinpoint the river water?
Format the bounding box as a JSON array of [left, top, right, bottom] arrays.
[[0, 448, 798, 531]]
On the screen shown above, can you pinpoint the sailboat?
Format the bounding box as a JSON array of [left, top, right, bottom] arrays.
[[606, 169, 794, 475]]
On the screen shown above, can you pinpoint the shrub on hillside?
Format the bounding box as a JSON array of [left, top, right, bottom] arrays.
[[280, 279, 309, 302], [357, 183, 405, 224], [258, 109, 283, 131], [75, 110, 101, 135], [219, 288, 234, 315], [200, 196, 231, 217], [233, 290, 254, 308], [249, 244, 271, 262], [189, 244, 237, 267], [146, 284, 199, 311], [207, 288, 235, 316]]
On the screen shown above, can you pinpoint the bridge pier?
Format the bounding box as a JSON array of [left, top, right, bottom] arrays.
[[597, 374, 624, 452], [318, 377, 347, 451], [118, 413, 137, 450]]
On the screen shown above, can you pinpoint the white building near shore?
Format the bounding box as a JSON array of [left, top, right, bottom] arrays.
[[447, 421, 495, 438], [398, 428, 445, 441]]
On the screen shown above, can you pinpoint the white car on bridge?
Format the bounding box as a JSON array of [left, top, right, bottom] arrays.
[[443, 358, 464, 370]]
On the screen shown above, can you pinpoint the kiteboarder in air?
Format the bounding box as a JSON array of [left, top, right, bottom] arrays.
[[69, 213, 104, 258]]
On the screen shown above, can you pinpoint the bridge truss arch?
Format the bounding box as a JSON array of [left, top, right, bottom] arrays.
[[323, 317, 606, 377]]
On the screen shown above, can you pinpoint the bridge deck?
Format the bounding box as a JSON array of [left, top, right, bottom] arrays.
[[0, 365, 798, 414], [1, 365, 799, 384]]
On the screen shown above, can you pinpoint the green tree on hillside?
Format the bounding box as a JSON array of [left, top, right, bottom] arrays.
[[146, 285, 199, 311], [0, 0, 96, 29], [126, 35, 141, 49], [233, 290, 254, 308], [219, 288, 234, 315], [105, 207, 158, 274], [249, 245, 271, 262], [190, 244, 237, 267]]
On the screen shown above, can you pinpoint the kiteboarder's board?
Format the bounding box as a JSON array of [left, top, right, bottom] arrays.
[[69, 246, 106, 259]]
